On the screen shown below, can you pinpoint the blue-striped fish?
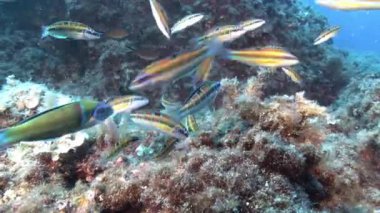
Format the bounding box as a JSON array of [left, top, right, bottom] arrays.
[[149, 0, 171, 39], [129, 112, 188, 140], [170, 81, 221, 120], [185, 114, 199, 133], [41, 21, 102, 40], [129, 40, 224, 90], [313, 26, 340, 45], [224, 47, 299, 67]]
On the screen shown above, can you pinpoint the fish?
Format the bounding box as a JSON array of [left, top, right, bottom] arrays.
[[160, 93, 181, 111], [107, 95, 149, 115], [129, 112, 188, 140], [41, 21, 102, 40], [171, 81, 221, 120], [129, 40, 224, 90], [106, 136, 140, 160], [171, 13, 205, 34], [0, 100, 112, 147], [149, 0, 171, 39], [106, 28, 128, 39], [224, 47, 299, 68], [316, 0, 380, 10], [238, 19, 266, 32], [194, 25, 246, 45], [194, 56, 214, 86], [154, 137, 178, 159], [185, 114, 199, 133], [281, 67, 303, 85], [313, 26, 340, 45]]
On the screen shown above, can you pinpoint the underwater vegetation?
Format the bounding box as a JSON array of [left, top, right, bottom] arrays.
[[0, 0, 379, 212]]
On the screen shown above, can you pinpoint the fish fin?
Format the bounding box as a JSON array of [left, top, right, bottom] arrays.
[[41, 26, 49, 39], [205, 39, 227, 57]]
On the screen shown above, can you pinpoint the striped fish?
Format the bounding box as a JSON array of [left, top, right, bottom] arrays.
[[174, 81, 221, 119], [129, 40, 223, 90], [171, 13, 204, 34], [238, 19, 266, 32], [129, 112, 188, 140], [224, 47, 299, 68], [154, 137, 178, 159], [316, 0, 380, 10], [281, 67, 303, 85], [194, 56, 214, 86], [41, 21, 102, 40], [194, 25, 246, 45], [185, 114, 199, 133], [149, 0, 171, 39], [107, 95, 149, 114], [313, 26, 340, 45]]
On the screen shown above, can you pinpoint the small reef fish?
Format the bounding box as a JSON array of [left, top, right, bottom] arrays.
[[129, 112, 189, 140], [224, 47, 299, 67], [194, 56, 214, 86], [106, 28, 129, 39], [185, 114, 199, 133], [149, 0, 171, 39], [281, 67, 303, 85], [194, 25, 246, 45], [238, 19, 266, 32], [107, 95, 149, 115], [106, 136, 140, 160], [171, 13, 205, 34], [173, 81, 221, 119], [129, 40, 223, 90], [41, 21, 102, 40], [316, 0, 380, 10], [154, 137, 178, 159], [0, 100, 113, 147], [313, 26, 340, 45], [160, 93, 181, 110]]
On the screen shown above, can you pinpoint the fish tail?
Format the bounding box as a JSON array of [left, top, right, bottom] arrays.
[[0, 129, 12, 149], [41, 26, 49, 39]]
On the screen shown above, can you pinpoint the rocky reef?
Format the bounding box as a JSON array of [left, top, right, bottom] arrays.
[[0, 0, 379, 212]]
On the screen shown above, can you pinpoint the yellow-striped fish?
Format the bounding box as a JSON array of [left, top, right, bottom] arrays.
[[225, 47, 299, 67], [313, 26, 340, 45], [129, 40, 223, 90], [281, 67, 303, 85], [106, 136, 140, 160], [41, 21, 102, 40], [149, 0, 171, 39], [154, 137, 178, 159], [185, 114, 199, 133], [194, 56, 215, 86], [107, 95, 149, 114], [129, 112, 188, 139], [316, 0, 380, 10]]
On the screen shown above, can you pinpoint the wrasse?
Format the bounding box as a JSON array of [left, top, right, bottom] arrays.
[[106, 136, 140, 160], [173, 81, 221, 120], [185, 114, 199, 133], [316, 0, 380, 10], [41, 21, 102, 40], [171, 13, 204, 34], [154, 137, 178, 159], [238, 19, 266, 32], [194, 25, 246, 45], [149, 0, 171, 39], [281, 67, 303, 85], [194, 56, 214, 86], [0, 100, 112, 147], [313, 26, 340, 45], [107, 95, 149, 115], [129, 112, 188, 140], [224, 47, 299, 68], [129, 40, 223, 90]]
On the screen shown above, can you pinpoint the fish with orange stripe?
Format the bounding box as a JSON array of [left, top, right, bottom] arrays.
[[314, 26, 340, 45], [316, 0, 380, 10], [223, 47, 299, 68]]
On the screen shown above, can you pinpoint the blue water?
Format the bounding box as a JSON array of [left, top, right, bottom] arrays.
[[304, 0, 380, 53]]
